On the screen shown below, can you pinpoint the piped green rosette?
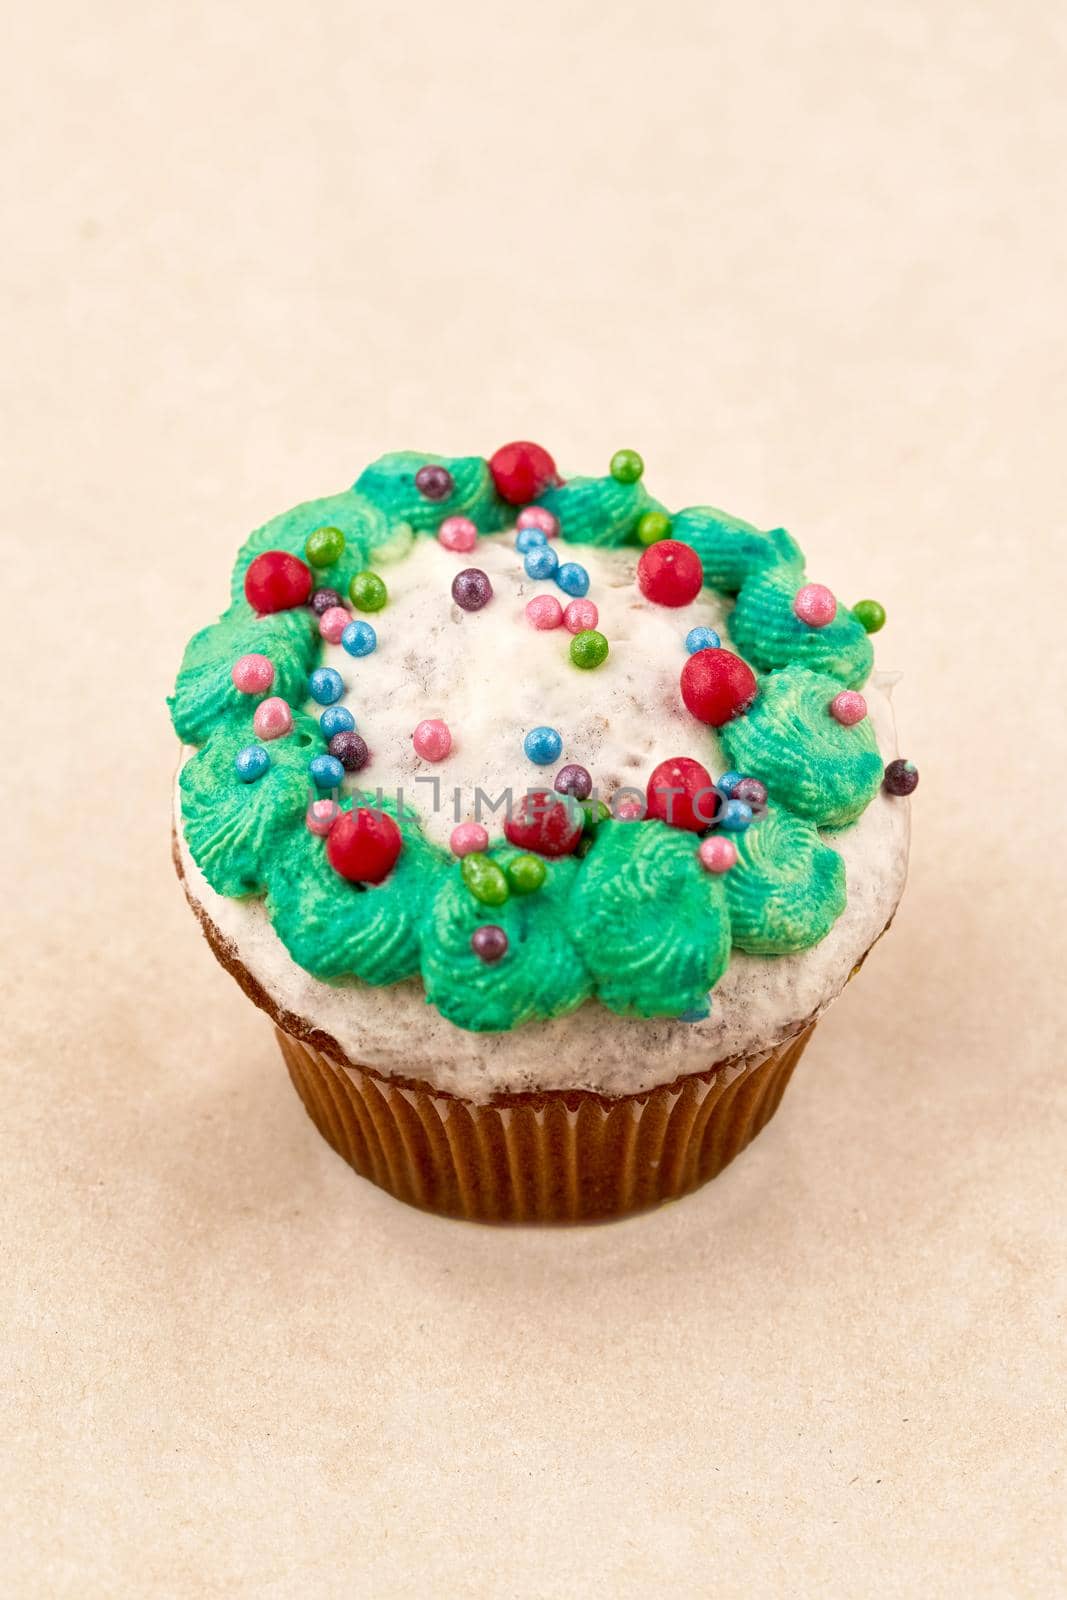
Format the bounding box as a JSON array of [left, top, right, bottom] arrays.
[[670, 508, 803, 592], [724, 802, 846, 955], [170, 605, 320, 745], [729, 564, 873, 686], [230, 492, 383, 606], [719, 667, 883, 827], [229, 455, 509, 610], [536, 475, 668, 547], [422, 846, 591, 1031], [267, 797, 448, 987], [179, 708, 321, 896], [568, 821, 731, 1015], [354, 453, 507, 535], [171, 446, 891, 1034]]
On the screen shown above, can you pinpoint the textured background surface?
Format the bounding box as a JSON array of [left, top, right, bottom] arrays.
[[3, 3, 1065, 1595]]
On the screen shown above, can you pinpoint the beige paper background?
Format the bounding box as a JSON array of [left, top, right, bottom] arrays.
[[3, 2, 1065, 1595]]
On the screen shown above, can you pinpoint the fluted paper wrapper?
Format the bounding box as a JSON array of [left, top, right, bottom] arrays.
[[276, 1022, 816, 1224]]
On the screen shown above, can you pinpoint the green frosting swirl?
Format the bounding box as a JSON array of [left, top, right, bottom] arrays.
[[231, 491, 388, 605], [730, 565, 873, 687], [725, 802, 845, 954], [719, 666, 883, 828], [670, 508, 803, 592], [420, 845, 591, 1031], [168, 603, 320, 745], [567, 821, 731, 1016], [536, 475, 667, 546], [354, 452, 507, 533], [179, 710, 320, 897], [267, 798, 448, 987]]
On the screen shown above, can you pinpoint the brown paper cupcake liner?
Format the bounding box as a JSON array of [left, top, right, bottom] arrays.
[[175, 829, 890, 1224], [276, 1022, 816, 1224]]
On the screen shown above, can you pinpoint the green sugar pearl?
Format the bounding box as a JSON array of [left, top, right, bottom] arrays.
[[581, 799, 611, 835], [305, 525, 346, 568], [349, 570, 388, 612], [610, 448, 644, 484], [570, 629, 609, 670], [637, 510, 671, 545], [853, 598, 886, 634], [461, 852, 510, 907], [506, 853, 547, 895]]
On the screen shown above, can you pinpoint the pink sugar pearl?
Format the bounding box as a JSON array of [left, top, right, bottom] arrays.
[[526, 594, 564, 630], [516, 506, 559, 538], [306, 798, 341, 836], [829, 689, 868, 726], [614, 799, 646, 821], [563, 598, 598, 634], [252, 695, 294, 740], [319, 605, 351, 644], [231, 653, 274, 694], [438, 515, 478, 553], [793, 583, 837, 627], [699, 835, 738, 874], [450, 822, 489, 856], [413, 718, 452, 761]]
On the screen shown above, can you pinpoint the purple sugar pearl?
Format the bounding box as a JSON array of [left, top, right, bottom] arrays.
[[328, 730, 370, 772], [731, 776, 767, 808], [883, 758, 919, 796], [310, 587, 343, 616], [553, 763, 593, 801], [471, 925, 509, 963], [415, 463, 454, 501], [452, 567, 493, 611]]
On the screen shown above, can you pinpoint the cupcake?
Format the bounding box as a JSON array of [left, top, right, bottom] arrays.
[[169, 442, 914, 1223]]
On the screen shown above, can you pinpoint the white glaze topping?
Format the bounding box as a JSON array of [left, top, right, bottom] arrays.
[[318, 535, 735, 846]]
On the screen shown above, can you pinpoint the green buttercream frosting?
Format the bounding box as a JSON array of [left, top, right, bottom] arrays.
[[730, 565, 874, 687], [171, 447, 895, 1034], [720, 666, 883, 827], [536, 475, 668, 547], [179, 710, 320, 897], [568, 821, 731, 1016], [231, 491, 388, 605], [169, 603, 319, 745], [725, 802, 846, 954], [267, 798, 447, 987], [421, 846, 591, 1031], [354, 452, 507, 533], [670, 508, 803, 592]]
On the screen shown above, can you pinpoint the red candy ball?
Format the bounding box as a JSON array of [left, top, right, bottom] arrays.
[[636, 539, 703, 607], [680, 649, 758, 727], [646, 757, 719, 833], [326, 806, 403, 884], [489, 441, 560, 506], [244, 550, 313, 614], [503, 790, 583, 857]]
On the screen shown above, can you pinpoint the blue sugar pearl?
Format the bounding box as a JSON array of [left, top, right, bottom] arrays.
[[309, 666, 345, 705], [686, 626, 721, 654], [717, 770, 743, 797], [320, 705, 356, 738], [524, 725, 563, 765], [524, 544, 559, 581], [309, 753, 345, 789], [679, 996, 712, 1023], [341, 620, 377, 658], [516, 527, 547, 553], [556, 562, 590, 597], [234, 744, 270, 783], [719, 798, 753, 831]]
